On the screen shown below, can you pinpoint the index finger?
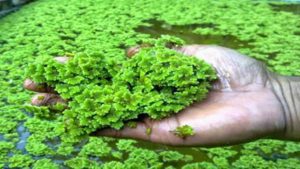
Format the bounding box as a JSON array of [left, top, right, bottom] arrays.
[[23, 56, 70, 93], [23, 79, 56, 93]]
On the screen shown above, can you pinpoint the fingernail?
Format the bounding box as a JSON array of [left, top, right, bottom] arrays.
[[24, 79, 34, 89], [54, 56, 69, 64], [126, 46, 140, 58]]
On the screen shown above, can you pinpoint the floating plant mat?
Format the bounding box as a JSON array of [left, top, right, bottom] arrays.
[[0, 0, 300, 168]]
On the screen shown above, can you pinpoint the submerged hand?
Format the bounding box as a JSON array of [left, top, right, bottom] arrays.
[[24, 45, 287, 146]]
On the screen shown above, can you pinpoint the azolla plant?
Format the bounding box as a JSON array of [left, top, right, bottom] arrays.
[[1, 0, 300, 168], [171, 125, 195, 138], [26, 36, 217, 136]]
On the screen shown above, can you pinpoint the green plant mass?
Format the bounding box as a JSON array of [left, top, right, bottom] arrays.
[[0, 0, 300, 168], [26, 38, 216, 136], [172, 125, 195, 138]]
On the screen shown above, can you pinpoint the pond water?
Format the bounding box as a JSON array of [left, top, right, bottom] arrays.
[[0, 0, 300, 168], [271, 3, 300, 14], [135, 20, 250, 49]]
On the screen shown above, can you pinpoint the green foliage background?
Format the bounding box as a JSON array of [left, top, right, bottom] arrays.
[[0, 0, 299, 168]]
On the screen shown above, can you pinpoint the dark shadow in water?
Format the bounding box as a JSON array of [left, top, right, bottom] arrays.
[[271, 3, 300, 15], [135, 19, 250, 49], [135, 140, 211, 168]]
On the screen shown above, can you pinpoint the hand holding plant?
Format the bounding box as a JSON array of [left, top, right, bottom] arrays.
[[24, 45, 299, 146]]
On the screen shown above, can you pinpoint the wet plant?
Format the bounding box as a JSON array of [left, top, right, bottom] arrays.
[[26, 36, 216, 137], [171, 125, 195, 139], [0, 0, 299, 168]]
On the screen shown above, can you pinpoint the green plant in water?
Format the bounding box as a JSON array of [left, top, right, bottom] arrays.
[[159, 151, 193, 162], [0, 0, 300, 168], [79, 137, 112, 158], [171, 125, 195, 138], [126, 121, 138, 128], [32, 159, 59, 169], [8, 154, 34, 169]]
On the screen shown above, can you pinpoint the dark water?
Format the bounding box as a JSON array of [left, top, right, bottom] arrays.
[[135, 19, 249, 49], [16, 122, 30, 153], [271, 3, 300, 14]]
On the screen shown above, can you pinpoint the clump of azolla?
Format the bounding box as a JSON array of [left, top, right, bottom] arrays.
[[1, 0, 300, 167], [126, 121, 138, 128], [171, 125, 195, 139], [26, 36, 217, 137]]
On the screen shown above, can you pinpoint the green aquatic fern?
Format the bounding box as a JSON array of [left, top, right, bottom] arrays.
[[126, 121, 138, 128], [182, 162, 218, 169], [8, 154, 34, 169], [172, 125, 195, 138], [79, 137, 111, 157], [0, 0, 300, 168], [124, 148, 163, 169], [115, 44, 216, 119], [33, 159, 59, 169], [26, 37, 216, 136], [116, 139, 138, 152], [0, 118, 17, 134], [159, 151, 193, 162], [101, 161, 124, 169], [64, 157, 100, 169]]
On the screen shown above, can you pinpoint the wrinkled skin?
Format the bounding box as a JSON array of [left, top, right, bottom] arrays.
[[24, 45, 286, 146]]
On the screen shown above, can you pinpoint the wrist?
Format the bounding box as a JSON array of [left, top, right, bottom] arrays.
[[267, 71, 300, 140]]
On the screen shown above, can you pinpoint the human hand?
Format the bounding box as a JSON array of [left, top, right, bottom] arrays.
[[98, 45, 286, 146], [24, 45, 287, 146], [23, 57, 69, 107]]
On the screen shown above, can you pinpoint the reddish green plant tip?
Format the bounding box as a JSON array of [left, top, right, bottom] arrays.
[[171, 125, 195, 139]]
